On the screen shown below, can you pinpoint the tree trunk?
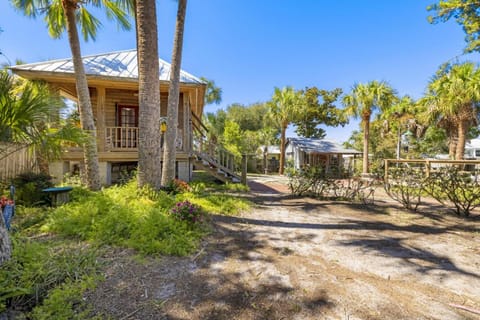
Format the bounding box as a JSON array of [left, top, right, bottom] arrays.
[[0, 218, 11, 266], [449, 137, 457, 159], [456, 119, 468, 160], [362, 118, 370, 174], [63, 0, 101, 190], [162, 0, 187, 186], [279, 122, 287, 175], [136, 0, 162, 189]]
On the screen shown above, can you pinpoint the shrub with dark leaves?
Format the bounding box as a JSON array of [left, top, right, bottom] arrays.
[[170, 200, 204, 224]]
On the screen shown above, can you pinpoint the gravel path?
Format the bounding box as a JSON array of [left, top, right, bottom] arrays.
[[87, 175, 480, 319]]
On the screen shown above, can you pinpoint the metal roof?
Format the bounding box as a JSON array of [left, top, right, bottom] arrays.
[[10, 49, 205, 85], [258, 145, 281, 154], [466, 138, 480, 149], [287, 138, 362, 154]]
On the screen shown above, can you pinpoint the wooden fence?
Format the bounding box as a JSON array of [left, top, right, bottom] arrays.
[[0, 144, 38, 182], [384, 159, 480, 182]]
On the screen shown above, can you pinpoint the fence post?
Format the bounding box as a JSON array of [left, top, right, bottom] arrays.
[[384, 159, 389, 183], [241, 154, 248, 185]]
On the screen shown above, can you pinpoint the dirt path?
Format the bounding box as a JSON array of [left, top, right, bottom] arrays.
[[86, 176, 480, 319]]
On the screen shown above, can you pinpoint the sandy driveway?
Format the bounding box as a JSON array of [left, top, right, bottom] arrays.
[[87, 175, 480, 319]]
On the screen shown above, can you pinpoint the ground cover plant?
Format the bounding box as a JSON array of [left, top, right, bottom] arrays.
[[384, 166, 424, 211], [384, 164, 480, 217], [0, 176, 251, 318], [287, 166, 375, 203]]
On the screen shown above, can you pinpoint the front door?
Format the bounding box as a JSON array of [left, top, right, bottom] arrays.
[[117, 105, 138, 148]]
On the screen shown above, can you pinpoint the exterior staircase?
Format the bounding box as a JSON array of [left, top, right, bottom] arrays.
[[192, 142, 241, 183]]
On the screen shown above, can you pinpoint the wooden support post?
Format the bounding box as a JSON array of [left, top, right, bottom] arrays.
[[384, 159, 389, 183], [426, 160, 431, 178], [97, 87, 106, 152], [241, 154, 247, 185]]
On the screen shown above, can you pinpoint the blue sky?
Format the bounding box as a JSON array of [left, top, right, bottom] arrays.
[[1, 0, 478, 142]]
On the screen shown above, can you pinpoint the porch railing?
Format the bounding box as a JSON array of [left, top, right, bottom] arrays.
[[105, 127, 138, 150], [104, 127, 185, 151]]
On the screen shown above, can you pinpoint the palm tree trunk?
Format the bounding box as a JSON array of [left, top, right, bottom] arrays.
[[363, 119, 370, 174], [456, 120, 468, 160], [279, 122, 287, 175], [136, 0, 162, 189], [162, 0, 187, 186], [0, 219, 11, 266], [63, 0, 101, 190]]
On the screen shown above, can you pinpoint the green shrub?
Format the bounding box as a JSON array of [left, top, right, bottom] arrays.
[[179, 192, 250, 215], [0, 238, 99, 313], [170, 200, 204, 223], [11, 172, 53, 206], [164, 179, 191, 194], [127, 210, 204, 255], [30, 277, 99, 320], [44, 180, 204, 255], [384, 167, 423, 211], [423, 166, 480, 217]]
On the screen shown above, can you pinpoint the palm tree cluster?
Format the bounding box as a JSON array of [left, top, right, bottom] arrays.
[[11, 0, 189, 191], [265, 61, 480, 175]]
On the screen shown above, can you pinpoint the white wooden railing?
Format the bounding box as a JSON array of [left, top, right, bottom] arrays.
[[105, 127, 138, 150], [104, 127, 184, 151]]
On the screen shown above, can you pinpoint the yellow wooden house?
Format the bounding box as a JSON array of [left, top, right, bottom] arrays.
[[10, 49, 214, 185]]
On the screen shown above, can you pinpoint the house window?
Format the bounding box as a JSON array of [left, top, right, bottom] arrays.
[[117, 105, 138, 127], [115, 105, 138, 148], [475, 150, 480, 158]]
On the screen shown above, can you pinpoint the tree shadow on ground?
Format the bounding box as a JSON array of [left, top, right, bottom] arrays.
[[212, 213, 479, 236], [337, 236, 480, 279], [86, 214, 336, 320]]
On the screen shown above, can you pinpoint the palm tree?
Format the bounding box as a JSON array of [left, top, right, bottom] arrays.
[[424, 62, 480, 160], [162, 0, 188, 186], [136, 0, 162, 189], [0, 70, 85, 165], [0, 70, 85, 264], [12, 0, 131, 190], [268, 86, 301, 175], [201, 77, 223, 105], [343, 81, 397, 174]]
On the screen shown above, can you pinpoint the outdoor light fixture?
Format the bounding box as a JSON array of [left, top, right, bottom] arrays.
[[160, 117, 168, 133]]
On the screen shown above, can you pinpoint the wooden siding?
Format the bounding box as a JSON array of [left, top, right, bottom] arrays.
[[0, 144, 39, 182], [55, 84, 193, 162]]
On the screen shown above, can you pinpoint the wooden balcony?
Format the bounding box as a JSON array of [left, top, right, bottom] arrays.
[[105, 127, 139, 151], [104, 127, 185, 152]]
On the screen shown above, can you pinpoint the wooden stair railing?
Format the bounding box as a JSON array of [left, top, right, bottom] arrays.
[[192, 137, 241, 183]]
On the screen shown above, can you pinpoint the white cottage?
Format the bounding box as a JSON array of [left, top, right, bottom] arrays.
[[286, 138, 361, 174]]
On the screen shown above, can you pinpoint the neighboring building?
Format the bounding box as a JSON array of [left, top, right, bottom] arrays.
[[10, 50, 208, 185], [465, 138, 480, 159], [257, 145, 280, 173], [285, 138, 361, 175]]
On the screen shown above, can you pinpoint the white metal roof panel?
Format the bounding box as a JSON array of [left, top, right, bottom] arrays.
[[11, 49, 205, 85], [287, 138, 362, 154]]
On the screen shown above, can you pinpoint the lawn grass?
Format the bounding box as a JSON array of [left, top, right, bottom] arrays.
[[0, 176, 252, 318]]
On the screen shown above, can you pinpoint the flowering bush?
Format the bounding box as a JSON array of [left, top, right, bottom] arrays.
[[165, 179, 191, 194], [170, 200, 204, 224]]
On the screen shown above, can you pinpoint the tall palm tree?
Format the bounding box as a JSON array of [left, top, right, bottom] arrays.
[[136, 0, 162, 189], [343, 81, 397, 174], [380, 95, 417, 159], [12, 0, 131, 190], [162, 0, 188, 186], [425, 63, 480, 160], [268, 86, 301, 175]]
